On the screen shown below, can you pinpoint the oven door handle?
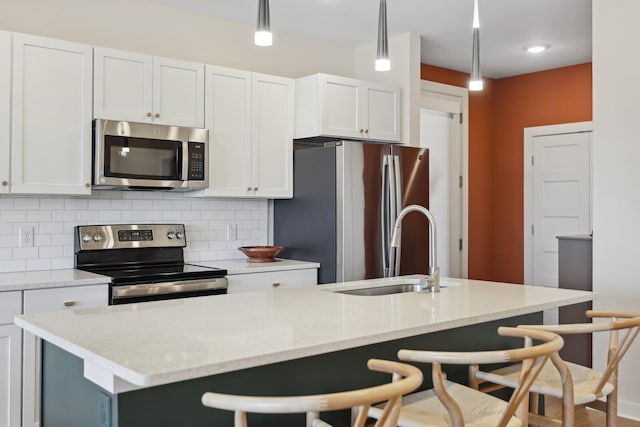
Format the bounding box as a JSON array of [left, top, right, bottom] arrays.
[[112, 277, 228, 300]]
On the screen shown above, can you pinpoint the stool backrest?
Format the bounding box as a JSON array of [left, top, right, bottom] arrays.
[[398, 326, 564, 427], [518, 310, 640, 397], [201, 358, 423, 427]]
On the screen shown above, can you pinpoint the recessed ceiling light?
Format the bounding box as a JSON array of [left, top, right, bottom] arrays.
[[526, 45, 548, 54]]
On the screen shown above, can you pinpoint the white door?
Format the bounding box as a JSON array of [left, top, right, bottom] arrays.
[[252, 73, 294, 198], [11, 33, 93, 195], [152, 56, 204, 127], [0, 30, 10, 194], [420, 109, 463, 278], [529, 129, 592, 287], [94, 47, 153, 122]]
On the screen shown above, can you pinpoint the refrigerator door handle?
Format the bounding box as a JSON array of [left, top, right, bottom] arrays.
[[381, 155, 390, 276], [393, 154, 403, 276], [388, 154, 398, 277]]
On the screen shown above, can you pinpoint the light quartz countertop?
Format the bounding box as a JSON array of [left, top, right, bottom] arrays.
[[198, 258, 319, 274], [0, 259, 318, 292], [15, 275, 594, 394], [0, 269, 110, 292]]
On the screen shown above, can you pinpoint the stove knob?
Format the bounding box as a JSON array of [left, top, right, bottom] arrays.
[[82, 234, 92, 242], [93, 233, 103, 242], [167, 231, 176, 239], [176, 231, 184, 240]]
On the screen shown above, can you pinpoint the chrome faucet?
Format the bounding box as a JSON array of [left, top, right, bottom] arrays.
[[390, 204, 440, 292]]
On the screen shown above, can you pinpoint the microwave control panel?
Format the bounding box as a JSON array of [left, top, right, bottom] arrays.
[[187, 142, 206, 180]]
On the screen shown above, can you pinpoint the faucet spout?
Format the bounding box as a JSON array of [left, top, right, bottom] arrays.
[[390, 204, 440, 292]]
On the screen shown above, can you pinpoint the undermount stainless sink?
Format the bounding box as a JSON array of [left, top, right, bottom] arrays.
[[333, 279, 460, 296]]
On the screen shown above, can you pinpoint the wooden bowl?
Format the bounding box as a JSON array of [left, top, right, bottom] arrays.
[[238, 246, 284, 263]]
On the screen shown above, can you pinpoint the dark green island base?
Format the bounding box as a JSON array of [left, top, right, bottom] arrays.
[[42, 312, 540, 427]]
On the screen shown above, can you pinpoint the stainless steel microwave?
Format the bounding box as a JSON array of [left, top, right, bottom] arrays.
[[93, 119, 208, 191]]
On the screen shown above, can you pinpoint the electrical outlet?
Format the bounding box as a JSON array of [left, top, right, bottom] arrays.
[[226, 224, 237, 241], [19, 226, 34, 248]]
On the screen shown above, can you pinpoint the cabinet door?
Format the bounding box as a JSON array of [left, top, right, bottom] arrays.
[[22, 285, 108, 427], [11, 33, 92, 195], [0, 324, 21, 427], [153, 57, 204, 127], [227, 269, 317, 294], [0, 31, 10, 194], [252, 73, 294, 198], [320, 74, 363, 140], [94, 47, 153, 122], [363, 82, 401, 142], [202, 65, 253, 197]]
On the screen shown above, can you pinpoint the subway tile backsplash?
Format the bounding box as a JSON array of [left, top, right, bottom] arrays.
[[0, 192, 268, 273]]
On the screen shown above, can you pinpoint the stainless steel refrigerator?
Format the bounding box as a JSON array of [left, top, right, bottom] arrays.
[[274, 140, 429, 284]]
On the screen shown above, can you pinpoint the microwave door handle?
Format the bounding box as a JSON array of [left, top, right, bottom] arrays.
[[181, 141, 189, 181]]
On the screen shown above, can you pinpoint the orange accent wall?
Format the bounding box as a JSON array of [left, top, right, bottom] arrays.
[[491, 63, 592, 283], [420, 63, 592, 283]]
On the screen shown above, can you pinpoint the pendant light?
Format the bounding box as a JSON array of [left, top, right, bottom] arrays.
[[255, 0, 272, 47], [469, 0, 483, 91], [375, 0, 390, 71]]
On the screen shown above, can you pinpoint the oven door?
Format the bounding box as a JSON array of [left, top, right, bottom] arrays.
[[110, 277, 228, 305]]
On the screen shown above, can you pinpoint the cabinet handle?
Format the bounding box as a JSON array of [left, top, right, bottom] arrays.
[[253, 187, 258, 191], [247, 187, 252, 191], [359, 129, 364, 133], [272, 282, 281, 288], [63, 301, 76, 307], [146, 112, 152, 118], [364, 129, 369, 134], [85, 182, 91, 188], [1, 180, 7, 186], [155, 113, 160, 119]]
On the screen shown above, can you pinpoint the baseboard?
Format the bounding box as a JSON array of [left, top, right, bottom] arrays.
[[619, 399, 640, 421]]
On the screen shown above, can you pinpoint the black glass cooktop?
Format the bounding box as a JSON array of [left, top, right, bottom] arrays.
[[80, 263, 227, 286]]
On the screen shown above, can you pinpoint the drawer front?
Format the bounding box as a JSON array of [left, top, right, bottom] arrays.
[[0, 291, 22, 324], [23, 284, 109, 314], [228, 269, 317, 294]]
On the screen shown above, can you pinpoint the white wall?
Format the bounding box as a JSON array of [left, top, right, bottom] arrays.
[[0, 0, 354, 78], [354, 32, 422, 145], [592, 0, 640, 418]]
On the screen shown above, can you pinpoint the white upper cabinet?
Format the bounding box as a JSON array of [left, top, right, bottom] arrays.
[[197, 65, 293, 198], [0, 31, 10, 195], [295, 73, 401, 142], [94, 47, 204, 127], [251, 73, 294, 198], [11, 33, 93, 195]]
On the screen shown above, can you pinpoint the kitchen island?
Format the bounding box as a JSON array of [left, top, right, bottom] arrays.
[[15, 276, 594, 427]]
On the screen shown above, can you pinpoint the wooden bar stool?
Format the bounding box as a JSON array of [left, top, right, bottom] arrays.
[[367, 327, 564, 427], [472, 310, 640, 426], [201, 358, 423, 427]]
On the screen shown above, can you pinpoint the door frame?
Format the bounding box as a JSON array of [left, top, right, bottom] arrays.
[[420, 80, 469, 278], [523, 121, 593, 285]]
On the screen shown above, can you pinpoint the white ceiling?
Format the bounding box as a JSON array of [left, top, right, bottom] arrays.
[[148, 0, 592, 79]]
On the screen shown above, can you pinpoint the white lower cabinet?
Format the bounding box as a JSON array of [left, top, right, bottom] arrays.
[[0, 292, 22, 427], [22, 284, 108, 427], [227, 269, 317, 294]]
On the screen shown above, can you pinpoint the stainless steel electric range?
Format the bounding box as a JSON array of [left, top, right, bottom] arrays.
[[74, 224, 227, 305]]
